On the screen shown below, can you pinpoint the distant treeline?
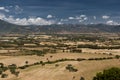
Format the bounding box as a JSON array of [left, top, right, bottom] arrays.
[[77, 44, 120, 49]]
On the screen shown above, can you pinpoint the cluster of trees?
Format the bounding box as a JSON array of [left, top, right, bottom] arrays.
[[66, 64, 78, 72], [8, 64, 20, 77], [88, 57, 114, 61], [0, 63, 19, 78], [30, 50, 47, 56], [77, 44, 120, 49], [18, 55, 117, 70], [19, 58, 77, 69], [93, 67, 120, 80]]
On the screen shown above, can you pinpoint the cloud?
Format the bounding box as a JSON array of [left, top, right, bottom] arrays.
[[60, 19, 68, 22], [93, 16, 96, 20], [0, 7, 5, 10], [68, 17, 75, 20], [57, 22, 63, 25], [106, 20, 119, 25], [47, 15, 53, 18], [102, 15, 110, 19], [79, 20, 84, 23], [0, 13, 5, 19], [80, 15, 86, 18], [0, 14, 55, 25], [15, 5, 23, 14], [0, 7, 9, 12], [68, 15, 88, 22], [76, 15, 88, 22]]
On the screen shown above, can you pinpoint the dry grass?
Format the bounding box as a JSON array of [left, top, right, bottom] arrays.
[[82, 48, 120, 55], [0, 50, 19, 53], [0, 51, 119, 80], [0, 52, 113, 66], [3, 59, 120, 80]]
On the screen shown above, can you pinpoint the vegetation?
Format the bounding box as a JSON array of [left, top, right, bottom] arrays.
[[0, 63, 20, 78], [0, 33, 120, 80], [77, 44, 120, 49], [80, 77, 85, 80], [66, 64, 78, 72], [93, 67, 120, 80]]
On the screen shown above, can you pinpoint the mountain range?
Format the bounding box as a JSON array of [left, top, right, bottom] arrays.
[[0, 20, 120, 34]]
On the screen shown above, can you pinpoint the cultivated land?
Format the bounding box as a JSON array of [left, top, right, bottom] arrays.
[[0, 33, 120, 80]]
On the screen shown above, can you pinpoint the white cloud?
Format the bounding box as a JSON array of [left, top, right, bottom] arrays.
[[83, 17, 88, 20], [1, 15, 55, 25], [106, 20, 120, 25], [93, 16, 96, 20], [57, 22, 63, 25], [4, 9, 9, 12], [47, 15, 53, 18], [0, 7, 9, 12], [68, 17, 75, 20], [76, 15, 87, 19], [68, 15, 88, 22], [60, 19, 68, 22], [0, 7, 5, 10], [0, 13, 5, 19], [79, 20, 84, 22], [76, 15, 88, 22], [80, 15, 86, 18], [102, 15, 110, 19], [15, 5, 23, 14]]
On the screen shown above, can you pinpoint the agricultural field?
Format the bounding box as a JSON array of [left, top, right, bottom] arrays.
[[0, 33, 120, 80]]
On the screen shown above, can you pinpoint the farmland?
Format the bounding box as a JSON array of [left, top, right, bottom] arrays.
[[0, 33, 120, 80]]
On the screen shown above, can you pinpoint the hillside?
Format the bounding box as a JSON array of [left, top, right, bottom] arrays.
[[0, 20, 120, 34]]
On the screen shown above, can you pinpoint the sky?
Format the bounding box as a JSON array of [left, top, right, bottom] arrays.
[[0, 0, 120, 25]]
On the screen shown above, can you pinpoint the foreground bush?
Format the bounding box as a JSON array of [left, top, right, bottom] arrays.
[[93, 67, 120, 80]]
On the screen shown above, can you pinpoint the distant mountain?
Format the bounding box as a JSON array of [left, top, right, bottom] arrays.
[[0, 20, 120, 34]]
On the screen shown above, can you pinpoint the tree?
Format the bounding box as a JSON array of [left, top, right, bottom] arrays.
[[80, 77, 85, 80], [1, 74, 8, 78], [93, 67, 120, 80], [8, 64, 17, 74], [0, 63, 4, 68], [115, 55, 120, 59], [25, 61, 29, 65]]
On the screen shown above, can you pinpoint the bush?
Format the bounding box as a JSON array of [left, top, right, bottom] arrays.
[[66, 64, 78, 72], [0, 63, 4, 68], [1, 74, 8, 78], [0, 68, 3, 75], [77, 58, 86, 61], [55, 64, 59, 67], [8, 64, 17, 74], [80, 77, 85, 80], [93, 67, 120, 80], [115, 55, 120, 59], [14, 71, 20, 77]]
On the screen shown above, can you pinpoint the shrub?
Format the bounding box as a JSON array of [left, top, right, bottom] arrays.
[[55, 64, 59, 67], [25, 61, 29, 65], [115, 55, 120, 59], [93, 67, 120, 80], [8, 64, 17, 74], [66, 64, 78, 72], [80, 77, 85, 80], [34, 62, 40, 65], [1, 74, 8, 78], [77, 58, 86, 61], [2, 67, 8, 72], [0, 63, 4, 68], [14, 71, 20, 77], [0, 68, 3, 75]]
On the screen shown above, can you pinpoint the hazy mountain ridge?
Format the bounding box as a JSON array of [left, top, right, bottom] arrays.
[[0, 20, 120, 34]]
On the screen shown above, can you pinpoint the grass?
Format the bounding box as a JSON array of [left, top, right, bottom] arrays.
[[0, 51, 119, 80]]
